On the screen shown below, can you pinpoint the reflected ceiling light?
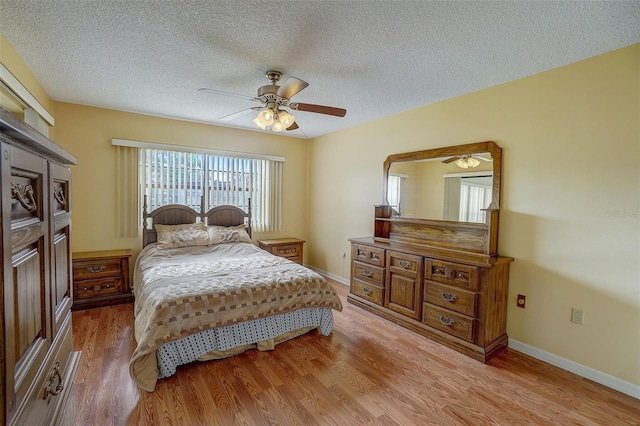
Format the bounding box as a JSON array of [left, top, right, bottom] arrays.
[[455, 155, 481, 169], [254, 108, 295, 132]]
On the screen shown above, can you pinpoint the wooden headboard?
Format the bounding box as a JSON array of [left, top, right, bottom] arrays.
[[142, 196, 252, 247]]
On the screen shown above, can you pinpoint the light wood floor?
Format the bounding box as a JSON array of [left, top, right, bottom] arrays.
[[72, 278, 640, 425]]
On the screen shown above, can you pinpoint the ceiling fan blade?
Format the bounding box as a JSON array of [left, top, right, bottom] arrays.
[[276, 77, 309, 100], [475, 155, 492, 162], [442, 156, 460, 164], [198, 88, 261, 103], [218, 106, 262, 121], [286, 122, 299, 131], [289, 102, 347, 117]]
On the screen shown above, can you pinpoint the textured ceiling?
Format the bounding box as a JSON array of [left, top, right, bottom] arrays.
[[1, 1, 639, 139]]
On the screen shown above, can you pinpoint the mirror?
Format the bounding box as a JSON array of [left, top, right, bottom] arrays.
[[383, 141, 502, 224]]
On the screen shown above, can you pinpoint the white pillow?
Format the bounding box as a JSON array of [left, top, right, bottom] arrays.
[[155, 222, 215, 249], [207, 224, 252, 244]]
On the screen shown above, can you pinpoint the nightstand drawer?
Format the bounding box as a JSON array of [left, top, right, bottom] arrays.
[[73, 258, 123, 280], [272, 244, 301, 258], [75, 277, 122, 300], [72, 249, 132, 310], [258, 238, 305, 265]]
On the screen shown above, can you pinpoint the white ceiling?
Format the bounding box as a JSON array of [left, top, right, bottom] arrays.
[[1, 1, 639, 139]]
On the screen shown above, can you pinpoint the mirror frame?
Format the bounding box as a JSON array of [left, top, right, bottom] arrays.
[[382, 141, 503, 219]]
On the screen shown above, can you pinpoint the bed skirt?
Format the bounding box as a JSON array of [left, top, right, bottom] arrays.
[[157, 307, 335, 379]]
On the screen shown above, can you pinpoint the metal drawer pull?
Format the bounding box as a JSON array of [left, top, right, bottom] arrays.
[[398, 260, 411, 269], [83, 287, 88, 291], [439, 291, 458, 302], [436, 314, 456, 326], [434, 267, 446, 275], [362, 287, 373, 295], [362, 269, 374, 277], [43, 361, 64, 399], [88, 266, 105, 273]]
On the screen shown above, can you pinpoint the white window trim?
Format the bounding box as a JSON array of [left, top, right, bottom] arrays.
[[111, 138, 285, 163]]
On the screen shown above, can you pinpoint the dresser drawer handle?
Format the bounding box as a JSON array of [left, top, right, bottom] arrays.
[[456, 271, 468, 279], [88, 266, 105, 273], [397, 260, 411, 269], [436, 314, 456, 326], [362, 287, 373, 295], [105, 284, 111, 288], [434, 266, 446, 275], [43, 361, 64, 400], [358, 251, 371, 259], [362, 269, 374, 277], [439, 291, 458, 302], [83, 287, 88, 291]]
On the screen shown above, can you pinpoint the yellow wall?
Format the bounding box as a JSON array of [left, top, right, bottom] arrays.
[[308, 44, 640, 386], [50, 103, 311, 261], [2, 32, 638, 389]]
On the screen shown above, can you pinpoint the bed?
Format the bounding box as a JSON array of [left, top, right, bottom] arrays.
[[129, 197, 343, 391]]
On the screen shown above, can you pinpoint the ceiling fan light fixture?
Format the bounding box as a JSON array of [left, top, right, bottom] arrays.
[[455, 156, 481, 169], [271, 119, 285, 132], [278, 110, 295, 127], [256, 108, 275, 127], [252, 116, 266, 130]]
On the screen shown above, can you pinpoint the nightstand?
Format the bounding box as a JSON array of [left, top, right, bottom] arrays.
[[72, 249, 133, 310], [258, 238, 305, 264]]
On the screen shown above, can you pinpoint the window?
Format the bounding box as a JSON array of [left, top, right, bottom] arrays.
[[387, 173, 406, 216], [458, 176, 492, 222], [140, 148, 283, 232]]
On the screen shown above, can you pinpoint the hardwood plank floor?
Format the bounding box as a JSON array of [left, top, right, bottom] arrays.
[[72, 278, 640, 425]]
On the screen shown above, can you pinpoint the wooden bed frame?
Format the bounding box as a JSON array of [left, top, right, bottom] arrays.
[[142, 196, 252, 247]]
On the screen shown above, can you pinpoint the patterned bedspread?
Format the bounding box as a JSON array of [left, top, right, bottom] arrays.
[[129, 242, 342, 391]]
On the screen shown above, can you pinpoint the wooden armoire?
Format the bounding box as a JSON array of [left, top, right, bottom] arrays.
[[1, 107, 80, 425]]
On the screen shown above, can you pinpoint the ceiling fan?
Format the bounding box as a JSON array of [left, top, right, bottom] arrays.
[[442, 153, 492, 169], [198, 70, 347, 132]]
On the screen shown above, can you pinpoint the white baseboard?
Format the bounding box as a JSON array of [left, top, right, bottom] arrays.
[[305, 265, 349, 286], [307, 266, 639, 400], [508, 339, 639, 400]]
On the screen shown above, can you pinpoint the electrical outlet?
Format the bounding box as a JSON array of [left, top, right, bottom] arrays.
[[342, 252, 346, 259], [571, 308, 584, 325], [516, 294, 526, 308]]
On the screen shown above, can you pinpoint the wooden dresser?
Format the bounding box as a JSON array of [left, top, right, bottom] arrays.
[[350, 236, 513, 362], [348, 141, 514, 363], [258, 238, 305, 264], [1, 108, 81, 425], [72, 249, 132, 310]]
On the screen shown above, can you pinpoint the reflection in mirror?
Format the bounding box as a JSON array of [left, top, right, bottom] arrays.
[[387, 153, 493, 223]]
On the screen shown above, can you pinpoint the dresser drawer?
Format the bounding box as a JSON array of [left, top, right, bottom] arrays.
[[425, 259, 479, 291], [75, 277, 122, 300], [353, 244, 385, 267], [388, 251, 421, 275], [351, 278, 384, 305], [424, 282, 477, 317], [353, 261, 385, 285], [422, 303, 475, 342], [73, 257, 123, 280]]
